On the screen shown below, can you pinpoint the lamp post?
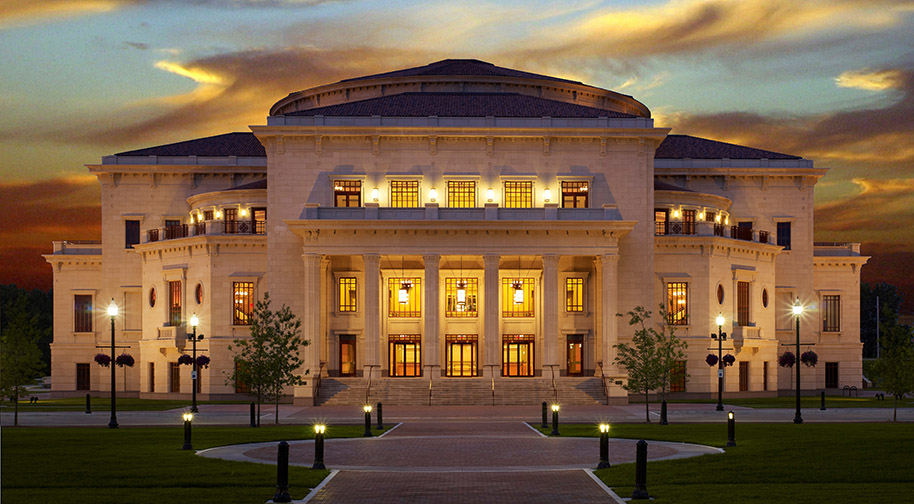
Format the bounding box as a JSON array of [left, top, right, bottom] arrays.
[[312, 424, 326, 470], [107, 299, 119, 429], [187, 314, 204, 413], [182, 412, 194, 450], [363, 405, 373, 437], [598, 423, 611, 469], [712, 313, 727, 412], [551, 404, 560, 436], [793, 299, 804, 424]]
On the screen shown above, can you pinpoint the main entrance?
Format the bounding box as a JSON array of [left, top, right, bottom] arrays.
[[566, 334, 583, 376], [502, 335, 534, 377], [446, 334, 478, 377], [389, 334, 421, 377], [339, 334, 356, 377]]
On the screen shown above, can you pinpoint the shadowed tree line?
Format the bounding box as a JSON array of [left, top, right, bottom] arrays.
[[1, 285, 52, 373]]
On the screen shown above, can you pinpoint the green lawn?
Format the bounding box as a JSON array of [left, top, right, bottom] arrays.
[[667, 395, 914, 409], [532, 422, 914, 503], [0, 396, 250, 412], [1, 424, 386, 504]]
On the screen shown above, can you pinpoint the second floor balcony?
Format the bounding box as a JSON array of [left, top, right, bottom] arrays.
[[655, 220, 773, 245], [146, 220, 266, 243]]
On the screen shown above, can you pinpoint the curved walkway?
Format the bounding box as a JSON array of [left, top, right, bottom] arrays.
[[199, 420, 721, 503]]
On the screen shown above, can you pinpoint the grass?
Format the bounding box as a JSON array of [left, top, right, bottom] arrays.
[[1, 424, 387, 504], [532, 422, 914, 503], [667, 395, 914, 409], [0, 397, 250, 412]]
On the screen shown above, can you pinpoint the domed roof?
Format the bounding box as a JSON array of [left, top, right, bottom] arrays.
[[270, 59, 651, 119]]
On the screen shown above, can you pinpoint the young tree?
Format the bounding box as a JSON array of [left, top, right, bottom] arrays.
[[228, 293, 309, 425], [872, 342, 914, 422], [614, 305, 689, 422], [1, 292, 46, 426]]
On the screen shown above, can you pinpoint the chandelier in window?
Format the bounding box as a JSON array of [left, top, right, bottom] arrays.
[[512, 279, 524, 304]]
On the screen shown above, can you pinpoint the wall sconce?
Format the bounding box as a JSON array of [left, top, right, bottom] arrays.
[[371, 187, 380, 202], [486, 188, 495, 202], [716, 214, 722, 223], [544, 188, 552, 202], [240, 208, 248, 217], [699, 212, 705, 220], [672, 209, 681, 218], [429, 188, 438, 202], [215, 210, 222, 219], [189, 215, 195, 224], [725, 216, 729, 225], [197, 212, 203, 221]]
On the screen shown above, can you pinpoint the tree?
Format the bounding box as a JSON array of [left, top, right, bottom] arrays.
[[871, 343, 914, 422], [860, 282, 905, 358], [614, 306, 689, 422], [1, 285, 52, 374], [228, 293, 309, 425], [1, 291, 46, 426]]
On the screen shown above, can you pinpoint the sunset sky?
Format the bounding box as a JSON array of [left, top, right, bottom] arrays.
[[2, 0, 912, 311]]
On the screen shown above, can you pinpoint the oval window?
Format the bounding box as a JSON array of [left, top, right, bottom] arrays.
[[717, 284, 724, 305], [149, 287, 156, 308], [195, 283, 204, 305], [762, 288, 769, 308]]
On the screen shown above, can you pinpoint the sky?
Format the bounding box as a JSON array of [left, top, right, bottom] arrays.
[[1, 0, 913, 311]]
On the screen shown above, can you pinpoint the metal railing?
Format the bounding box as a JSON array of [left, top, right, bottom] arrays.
[[544, 364, 560, 403], [364, 365, 380, 405], [314, 361, 325, 405], [598, 361, 608, 405]]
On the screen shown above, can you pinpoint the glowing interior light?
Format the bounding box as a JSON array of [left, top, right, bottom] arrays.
[[429, 188, 438, 202], [486, 188, 495, 202], [371, 188, 380, 202], [456, 280, 467, 305], [398, 280, 412, 304], [512, 280, 524, 304], [582, 184, 589, 192], [544, 188, 552, 202]]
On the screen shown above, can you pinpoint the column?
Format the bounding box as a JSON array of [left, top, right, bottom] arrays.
[[363, 254, 381, 376], [542, 254, 559, 370], [423, 253, 440, 377], [302, 254, 322, 376], [483, 254, 500, 378], [600, 254, 619, 375]]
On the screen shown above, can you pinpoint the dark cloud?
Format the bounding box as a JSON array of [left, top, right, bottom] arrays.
[[859, 244, 914, 313]]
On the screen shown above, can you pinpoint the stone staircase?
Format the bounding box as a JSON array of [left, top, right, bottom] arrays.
[[316, 376, 606, 406]]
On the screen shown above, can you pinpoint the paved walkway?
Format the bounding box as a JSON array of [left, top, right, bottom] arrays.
[[199, 420, 721, 503]]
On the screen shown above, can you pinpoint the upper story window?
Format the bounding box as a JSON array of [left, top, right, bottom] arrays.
[[168, 280, 182, 327], [503, 181, 533, 208], [389, 277, 421, 317], [446, 277, 478, 317], [654, 209, 668, 235], [667, 282, 688, 325], [736, 221, 753, 241], [737, 281, 750, 326], [682, 210, 696, 235], [777, 222, 791, 250], [253, 207, 267, 234], [502, 278, 535, 317], [204, 210, 214, 221], [705, 211, 716, 222], [224, 208, 238, 234], [338, 277, 357, 312], [125, 220, 140, 249], [823, 295, 841, 332], [561, 181, 589, 208], [390, 181, 420, 208], [233, 281, 254, 325], [447, 181, 476, 208], [74, 295, 93, 332], [565, 278, 584, 312], [334, 180, 361, 207]]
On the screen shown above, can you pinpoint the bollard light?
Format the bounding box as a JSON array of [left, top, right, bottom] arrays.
[[541, 401, 548, 428], [632, 440, 649, 499], [598, 423, 611, 469], [273, 441, 291, 503], [376, 402, 384, 430], [182, 412, 194, 450], [312, 424, 326, 470], [727, 410, 736, 447], [659, 399, 669, 425], [85, 393, 91, 414], [551, 404, 560, 436], [363, 405, 373, 437]]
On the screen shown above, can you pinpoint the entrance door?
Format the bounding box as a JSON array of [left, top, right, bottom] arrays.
[[389, 335, 421, 377], [566, 335, 583, 376], [339, 335, 356, 377], [502, 335, 534, 377], [446, 335, 477, 377], [739, 361, 749, 391]]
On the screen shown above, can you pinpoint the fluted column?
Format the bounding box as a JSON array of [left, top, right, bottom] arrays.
[[542, 254, 559, 371], [363, 254, 381, 374], [302, 253, 322, 377], [599, 254, 620, 374], [483, 254, 500, 378], [423, 253, 440, 377]]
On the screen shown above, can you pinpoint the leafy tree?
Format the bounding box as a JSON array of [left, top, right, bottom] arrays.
[[871, 343, 914, 422], [614, 305, 689, 422], [1, 285, 52, 373], [228, 293, 309, 425], [860, 282, 905, 358], [1, 291, 46, 426]]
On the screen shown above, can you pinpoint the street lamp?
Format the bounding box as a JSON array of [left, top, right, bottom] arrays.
[[187, 314, 205, 413], [107, 299, 119, 429], [712, 313, 728, 412], [182, 412, 194, 450], [793, 299, 804, 424], [363, 405, 373, 437]]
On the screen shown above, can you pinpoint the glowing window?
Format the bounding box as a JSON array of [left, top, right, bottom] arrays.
[[233, 281, 254, 325], [446, 277, 478, 317], [823, 295, 841, 332], [503, 181, 533, 208], [390, 181, 420, 208], [561, 181, 589, 208], [168, 280, 182, 327], [565, 278, 584, 312], [334, 180, 361, 207], [447, 181, 476, 208], [502, 278, 535, 317], [338, 277, 357, 312], [74, 295, 93, 332], [667, 282, 688, 325], [389, 277, 421, 317]]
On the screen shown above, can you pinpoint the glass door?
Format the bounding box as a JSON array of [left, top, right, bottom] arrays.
[[502, 335, 534, 377], [566, 334, 583, 376], [446, 335, 477, 377], [339, 335, 356, 377], [389, 335, 421, 377]]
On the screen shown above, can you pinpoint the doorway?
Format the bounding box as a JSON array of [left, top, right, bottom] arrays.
[[739, 361, 749, 392], [446, 334, 477, 377], [566, 334, 583, 376], [502, 335, 534, 377], [389, 334, 421, 377], [339, 335, 356, 377]]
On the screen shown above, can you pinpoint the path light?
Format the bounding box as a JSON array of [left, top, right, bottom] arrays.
[[312, 424, 326, 470], [551, 404, 560, 436], [182, 412, 194, 450], [598, 423, 611, 469], [727, 411, 736, 447], [363, 405, 373, 437]]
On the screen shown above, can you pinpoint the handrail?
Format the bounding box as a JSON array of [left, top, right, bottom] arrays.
[[314, 361, 325, 405], [483, 364, 500, 406], [544, 364, 560, 403], [598, 361, 608, 405], [423, 365, 439, 406], [365, 365, 380, 405]]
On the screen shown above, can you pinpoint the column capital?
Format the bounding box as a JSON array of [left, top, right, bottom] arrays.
[[542, 254, 559, 268], [423, 253, 441, 265], [363, 253, 381, 267], [483, 254, 500, 267], [598, 253, 620, 265]]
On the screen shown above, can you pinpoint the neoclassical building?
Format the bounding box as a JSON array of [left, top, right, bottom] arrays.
[[45, 60, 867, 405]]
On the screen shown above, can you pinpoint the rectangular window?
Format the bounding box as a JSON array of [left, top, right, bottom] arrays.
[[447, 181, 476, 208], [125, 220, 140, 248], [389, 334, 421, 377], [739, 361, 749, 391], [503, 181, 533, 208], [168, 280, 182, 327], [737, 281, 750, 326], [705, 211, 716, 222], [224, 208, 238, 234], [390, 180, 419, 208], [682, 209, 696, 235], [446, 277, 478, 317], [823, 295, 841, 332], [561, 181, 589, 208], [565, 278, 584, 312], [502, 278, 535, 317], [169, 362, 180, 393], [777, 222, 792, 250], [338, 277, 358, 312], [667, 282, 689, 325], [74, 294, 93, 332], [670, 360, 687, 392], [388, 277, 422, 317], [233, 281, 254, 325], [148, 362, 155, 393], [736, 221, 753, 241], [826, 362, 839, 389], [76, 363, 90, 391], [253, 207, 267, 234], [204, 210, 214, 221], [165, 219, 180, 228], [334, 180, 362, 207], [654, 209, 668, 235]]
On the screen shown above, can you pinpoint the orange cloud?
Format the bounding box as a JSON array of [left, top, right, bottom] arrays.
[[0, 1, 120, 28], [835, 68, 906, 91]]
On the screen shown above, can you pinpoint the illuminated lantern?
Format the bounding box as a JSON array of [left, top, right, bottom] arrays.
[[512, 280, 524, 304], [398, 280, 412, 304]]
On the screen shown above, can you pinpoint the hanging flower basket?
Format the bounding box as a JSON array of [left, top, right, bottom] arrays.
[[94, 353, 111, 367], [177, 354, 194, 366], [705, 354, 719, 367], [195, 355, 210, 369], [722, 354, 736, 367], [115, 353, 135, 368], [801, 351, 818, 367], [779, 351, 796, 368]]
